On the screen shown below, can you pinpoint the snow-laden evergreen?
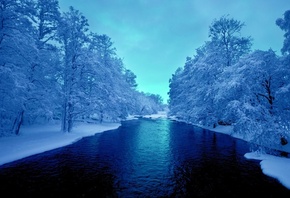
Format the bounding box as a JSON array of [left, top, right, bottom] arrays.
[[168, 14, 290, 152], [0, 0, 164, 136]]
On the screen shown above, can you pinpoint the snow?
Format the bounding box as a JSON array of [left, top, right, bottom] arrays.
[[125, 114, 139, 120], [245, 152, 290, 189], [0, 113, 289, 190], [0, 121, 121, 166], [142, 111, 168, 119]]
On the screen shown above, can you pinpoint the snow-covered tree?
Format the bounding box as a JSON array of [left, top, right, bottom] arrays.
[[168, 16, 252, 127], [0, 0, 40, 135], [57, 6, 90, 132], [22, 0, 61, 125], [0, 0, 165, 136], [276, 10, 290, 55], [209, 15, 252, 66], [168, 11, 290, 151], [168, 66, 186, 119], [219, 50, 290, 150], [124, 69, 138, 89]]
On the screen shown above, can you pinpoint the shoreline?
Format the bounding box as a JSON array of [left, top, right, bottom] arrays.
[[0, 122, 121, 166]]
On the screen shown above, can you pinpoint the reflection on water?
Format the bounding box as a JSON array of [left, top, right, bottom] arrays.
[[113, 119, 173, 196], [0, 119, 289, 197]]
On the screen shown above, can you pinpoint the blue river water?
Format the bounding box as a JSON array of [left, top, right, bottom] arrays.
[[0, 118, 289, 197]]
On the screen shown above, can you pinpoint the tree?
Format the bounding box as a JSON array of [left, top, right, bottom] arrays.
[[168, 16, 252, 127], [216, 49, 290, 150], [0, 0, 165, 137], [58, 6, 90, 132], [276, 10, 290, 55], [32, 0, 60, 47], [22, 0, 61, 125], [124, 69, 138, 89], [0, 0, 39, 135], [209, 15, 252, 66], [168, 66, 186, 118]]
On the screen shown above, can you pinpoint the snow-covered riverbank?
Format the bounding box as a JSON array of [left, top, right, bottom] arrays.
[[0, 122, 121, 166], [0, 112, 169, 166]]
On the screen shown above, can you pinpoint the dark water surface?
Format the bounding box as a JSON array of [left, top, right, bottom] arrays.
[[0, 118, 289, 197]]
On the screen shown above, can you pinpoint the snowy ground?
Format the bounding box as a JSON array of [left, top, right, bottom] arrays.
[[141, 111, 168, 119], [0, 112, 289, 190], [0, 121, 120, 166]]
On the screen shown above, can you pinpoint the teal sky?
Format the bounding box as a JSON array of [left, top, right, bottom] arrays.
[[58, 0, 290, 103]]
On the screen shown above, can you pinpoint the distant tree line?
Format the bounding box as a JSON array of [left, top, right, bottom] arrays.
[[0, 0, 164, 135], [168, 11, 290, 151]]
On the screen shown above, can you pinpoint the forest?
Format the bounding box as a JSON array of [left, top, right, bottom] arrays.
[[168, 11, 290, 151], [0, 0, 164, 136], [2, 0, 290, 154]]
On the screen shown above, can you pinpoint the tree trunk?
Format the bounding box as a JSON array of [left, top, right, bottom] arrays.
[[67, 102, 73, 132], [61, 99, 67, 132], [12, 110, 24, 135]]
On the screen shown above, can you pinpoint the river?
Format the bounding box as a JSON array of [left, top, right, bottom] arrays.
[[0, 118, 289, 197]]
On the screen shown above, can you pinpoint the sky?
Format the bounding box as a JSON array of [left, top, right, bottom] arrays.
[[0, 114, 289, 190], [58, 0, 290, 103]]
